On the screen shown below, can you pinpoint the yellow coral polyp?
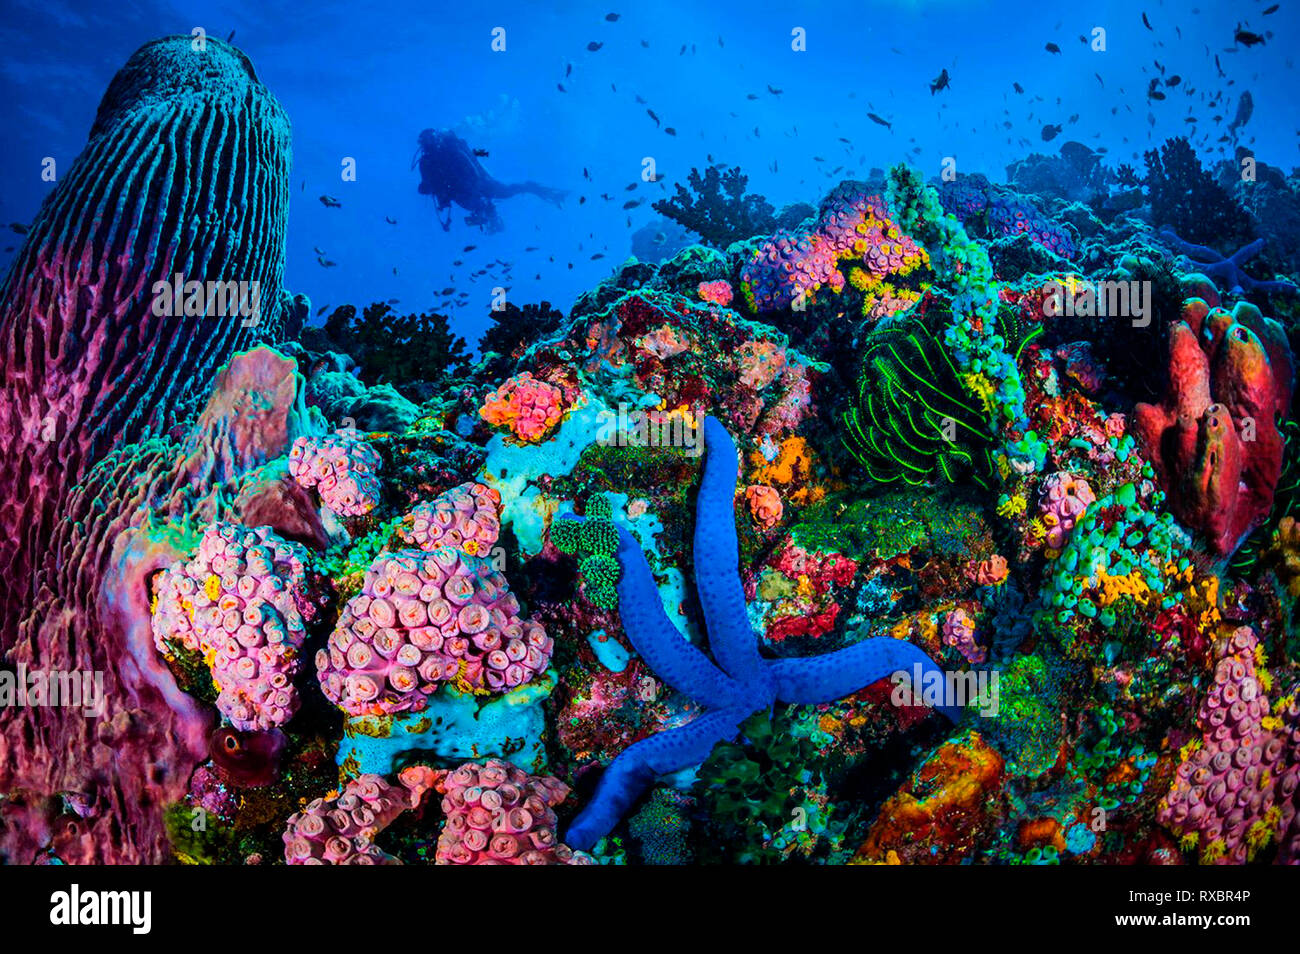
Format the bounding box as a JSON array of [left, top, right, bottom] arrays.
[[997, 494, 1027, 519], [204, 574, 221, 602]]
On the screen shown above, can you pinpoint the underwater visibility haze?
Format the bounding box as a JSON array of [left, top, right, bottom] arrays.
[[0, 0, 1299, 877]]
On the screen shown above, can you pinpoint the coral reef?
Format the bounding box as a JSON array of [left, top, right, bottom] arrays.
[[6, 33, 1300, 871]]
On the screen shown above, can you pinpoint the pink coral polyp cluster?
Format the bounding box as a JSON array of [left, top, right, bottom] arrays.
[[152, 523, 318, 731], [288, 428, 383, 516], [942, 607, 986, 665], [397, 481, 501, 557], [745, 484, 783, 529], [697, 279, 734, 306], [283, 770, 433, 864], [1038, 471, 1097, 552], [480, 371, 566, 443], [1158, 626, 1300, 864], [741, 190, 926, 313], [435, 760, 593, 865], [316, 548, 552, 716]]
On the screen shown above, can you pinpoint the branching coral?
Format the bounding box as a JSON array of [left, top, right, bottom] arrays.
[[1143, 137, 1253, 249], [652, 164, 777, 249], [322, 302, 471, 399]]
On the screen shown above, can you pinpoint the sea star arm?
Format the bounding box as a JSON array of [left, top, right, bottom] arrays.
[[564, 706, 749, 851], [614, 525, 738, 706], [767, 636, 963, 721], [693, 416, 765, 685]]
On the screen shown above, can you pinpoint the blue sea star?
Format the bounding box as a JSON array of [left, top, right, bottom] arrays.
[[563, 417, 960, 851], [1159, 228, 1298, 296]]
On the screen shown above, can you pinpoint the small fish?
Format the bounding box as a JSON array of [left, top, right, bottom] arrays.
[[929, 68, 951, 94], [605, 12, 619, 21], [1142, 12, 1153, 30], [557, 83, 566, 92], [623, 200, 641, 209], [386, 298, 399, 305], [767, 85, 783, 95], [753, 126, 760, 137], [317, 256, 336, 268], [625, 183, 638, 191], [640, 39, 649, 48], [1264, 3, 1280, 13], [316, 305, 329, 316], [647, 108, 660, 126], [440, 287, 455, 295], [525, 246, 539, 252], [587, 41, 603, 52], [473, 148, 489, 157], [385, 216, 397, 224], [592, 253, 605, 260], [226, 30, 236, 42], [319, 195, 341, 208], [313, 246, 326, 255], [1235, 25, 1266, 47], [1013, 82, 1024, 94], [664, 127, 677, 136], [1045, 42, 1061, 54], [566, 62, 573, 78], [464, 245, 477, 252], [453, 259, 463, 266], [747, 93, 759, 100], [393, 267, 398, 276], [9, 223, 28, 235], [867, 112, 892, 129], [1041, 123, 1063, 141]]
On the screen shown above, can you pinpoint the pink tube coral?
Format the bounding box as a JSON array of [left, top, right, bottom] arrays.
[[283, 769, 436, 864], [316, 549, 553, 716], [434, 760, 594, 865], [1038, 471, 1097, 552], [479, 371, 566, 443], [396, 481, 501, 557], [1158, 626, 1300, 864], [288, 427, 383, 516], [942, 607, 986, 665], [745, 484, 783, 529], [151, 523, 320, 731]]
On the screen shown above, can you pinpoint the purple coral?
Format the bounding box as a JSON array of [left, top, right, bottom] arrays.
[[289, 428, 383, 516], [741, 189, 926, 313], [942, 607, 986, 665], [152, 523, 319, 731]]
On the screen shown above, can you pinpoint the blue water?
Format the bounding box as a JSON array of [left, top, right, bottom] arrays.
[[1, 0, 1295, 346]]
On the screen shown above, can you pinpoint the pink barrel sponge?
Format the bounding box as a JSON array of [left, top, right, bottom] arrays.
[[1158, 626, 1300, 864], [698, 279, 734, 307], [1038, 471, 1097, 552], [396, 481, 501, 557], [479, 371, 566, 443], [288, 428, 383, 516], [434, 760, 594, 865], [151, 522, 320, 731], [316, 548, 553, 716], [283, 769, 435, 864]]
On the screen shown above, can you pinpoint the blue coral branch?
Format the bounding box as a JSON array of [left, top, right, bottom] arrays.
[[564, 416, 958, 852]]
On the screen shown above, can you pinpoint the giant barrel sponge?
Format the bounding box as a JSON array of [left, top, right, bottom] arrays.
[[0, 36, 304, 862]]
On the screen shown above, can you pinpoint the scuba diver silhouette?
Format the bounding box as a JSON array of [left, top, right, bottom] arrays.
[[413, 128, 567, 233]]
